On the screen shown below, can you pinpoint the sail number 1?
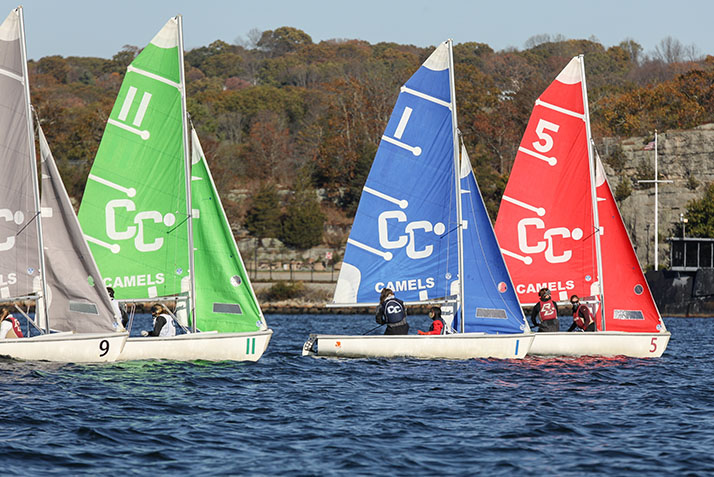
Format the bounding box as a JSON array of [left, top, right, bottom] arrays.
[[99, 339, 110, 357]]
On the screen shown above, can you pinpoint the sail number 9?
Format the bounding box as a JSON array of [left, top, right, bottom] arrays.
[[99, 339, 110, 357]]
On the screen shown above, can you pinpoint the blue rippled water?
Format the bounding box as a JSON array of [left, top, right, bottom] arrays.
[[1, 314, 713, 476]]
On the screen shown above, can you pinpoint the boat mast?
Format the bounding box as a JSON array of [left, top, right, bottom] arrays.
[[18, 7, 50, 333], [447, 39, 466, 333], [579, 54, 606, 330], [177, 15, 197, 333]]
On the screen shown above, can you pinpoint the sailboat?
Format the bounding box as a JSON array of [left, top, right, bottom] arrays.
[[302, 40, 534, 359], [78, 16, 272, 361], [494, 55, 670, 357], [0, 6, 126, 362]]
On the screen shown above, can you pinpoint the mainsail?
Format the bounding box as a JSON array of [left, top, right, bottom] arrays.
[[190, 128, 266, 333], [333, 42, 459, 305], [495, 56, 664, 333], [0, 8, 41, 299], [495, 57, 598, 307], [332, 40, 527, 334], [78, 18, 189, 301], [39, 125, 118, 333]]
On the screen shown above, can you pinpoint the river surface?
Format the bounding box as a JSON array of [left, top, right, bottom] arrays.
[[1, 315, 712, 476]]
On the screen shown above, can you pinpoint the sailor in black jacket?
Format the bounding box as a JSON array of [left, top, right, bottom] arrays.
[[375, 288, 409, 335]]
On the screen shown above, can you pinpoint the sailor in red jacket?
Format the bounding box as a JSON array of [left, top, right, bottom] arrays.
[[0, 307, 24, 339], [530, 288, 559, 332], [567, 295, 597, 332], [418, 307, 446, 335]]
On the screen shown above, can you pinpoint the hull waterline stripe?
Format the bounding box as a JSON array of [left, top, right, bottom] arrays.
[[502, 195, 546, 216], [363, 186, 408, 209], [400, 86, 451, 109], [347, 238, 392, 261], [535, 99, 585, 120], [518, 146, 557, 166], [501, 248, 532, 265], [88, 174, 136, 198], [0, 66, 23, 83], [381, 135, 422, 156], [127, 65, 180, 89]]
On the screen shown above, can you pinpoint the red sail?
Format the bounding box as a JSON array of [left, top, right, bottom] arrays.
[[596, 157, 665, 332], [495, 57, 600, 311]]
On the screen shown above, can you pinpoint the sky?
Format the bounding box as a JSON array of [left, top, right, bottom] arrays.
[[2, 0, 713, 60]]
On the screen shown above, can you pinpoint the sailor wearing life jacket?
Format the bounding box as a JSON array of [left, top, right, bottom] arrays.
[[530, 288, 559, 332], [0, 307, 24, 339], [418, 306, 447, 335], [375, 288, 409, 335], [141, 304, 177, 337], [567, 295, 597, 332]]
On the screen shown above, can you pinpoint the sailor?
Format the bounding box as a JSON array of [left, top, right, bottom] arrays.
[[141, 304, 177, 337], [0, 307, 24, 339], [106, 287, 128, 329], [418, 306, 446, 335], [375, 288, 409, 335], [530, 288, 559, 332], [567, 295, 597, 332]]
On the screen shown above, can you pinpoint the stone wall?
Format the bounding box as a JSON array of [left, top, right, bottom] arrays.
[[602, 124, 714, 269]]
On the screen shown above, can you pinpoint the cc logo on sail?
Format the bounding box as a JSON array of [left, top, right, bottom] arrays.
[[0, 209, 25, 251], [104, 199, 176, 253]]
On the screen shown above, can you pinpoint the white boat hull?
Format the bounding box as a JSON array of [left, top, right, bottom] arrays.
[[117, 329, 273, 361], [528, 331, 671, 358], [302, 333, 534, 359], [0, 332, 128, 362]]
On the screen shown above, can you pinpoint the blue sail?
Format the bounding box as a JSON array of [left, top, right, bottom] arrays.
[[333, 42, 459, 304], [458, 146, 528, 333]]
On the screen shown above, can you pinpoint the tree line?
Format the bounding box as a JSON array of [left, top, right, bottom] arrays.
[[29, 28, 714, 248]]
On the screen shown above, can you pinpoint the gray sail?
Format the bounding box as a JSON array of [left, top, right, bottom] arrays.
[[38, 125, 117, 332], [0, 8, 40, 300]]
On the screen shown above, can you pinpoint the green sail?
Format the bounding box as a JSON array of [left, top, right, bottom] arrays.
[[190, 128, 266, 332], [78, 18, 189, 300]]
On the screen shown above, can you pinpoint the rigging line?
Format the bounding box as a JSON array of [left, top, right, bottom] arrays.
[[166, 214, 190, 235], [15, 211, 40, 237], [439, 223, 462, 239], [582, 226, 602, 242]]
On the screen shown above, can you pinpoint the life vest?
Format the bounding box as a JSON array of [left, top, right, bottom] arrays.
[[155, 313, 176, 337], [573, 304, 593, 330], [538, 299, 557, 321], [432, 317, 446, 335], [3, 316, 23, 338], [383, 297, 406, 325]]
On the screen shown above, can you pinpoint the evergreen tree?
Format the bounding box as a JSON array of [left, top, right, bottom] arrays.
[[279, 176, 325, 249], [244, 184, 281, 239], [681, 183, 714, 238]]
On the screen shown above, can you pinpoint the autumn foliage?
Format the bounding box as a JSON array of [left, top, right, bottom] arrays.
[[28, 28, 714, 245]]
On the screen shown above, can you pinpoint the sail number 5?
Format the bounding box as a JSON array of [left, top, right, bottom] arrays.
[[532, 119, 560, 153], [99, 339, 110, 357]]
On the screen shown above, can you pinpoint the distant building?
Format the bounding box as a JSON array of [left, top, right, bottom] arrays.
[[669, 237, 714, 272]]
